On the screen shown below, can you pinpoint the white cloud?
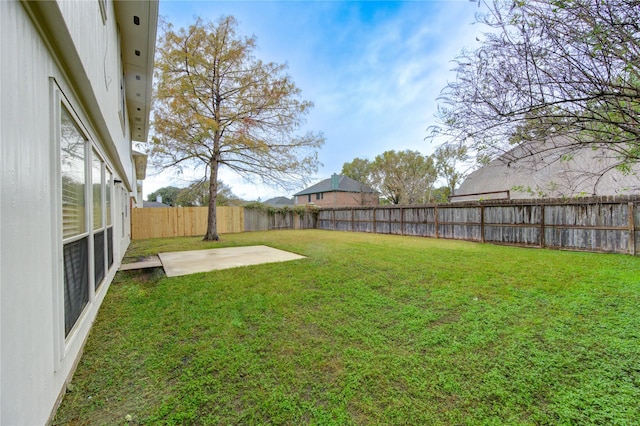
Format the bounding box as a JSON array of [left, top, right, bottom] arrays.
[[146, 1, 485, 200]]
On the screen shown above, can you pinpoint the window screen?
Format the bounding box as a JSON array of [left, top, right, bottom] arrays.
[[94, 230, 105, 288], [64, 237, 89, 335], [107, 226, 114, 268]]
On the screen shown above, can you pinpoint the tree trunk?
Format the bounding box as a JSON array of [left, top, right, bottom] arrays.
[[204, 158, 219, 241]]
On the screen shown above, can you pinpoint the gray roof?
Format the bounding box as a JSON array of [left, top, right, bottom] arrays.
[[454, 140, 640, 201], [293, 175, 377, 196], [143, 200, 170, 208], [264, 197, 294, 207]]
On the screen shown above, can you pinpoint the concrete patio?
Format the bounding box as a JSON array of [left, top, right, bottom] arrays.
[[119, 245, 306, 277]]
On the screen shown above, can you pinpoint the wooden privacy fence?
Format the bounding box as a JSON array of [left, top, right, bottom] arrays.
[[243, 208, 316, 231], [316, 196, 640, 255], [132, 206, 317, 239], [132, 206, 244, 239], [131, 197, 640, 255]]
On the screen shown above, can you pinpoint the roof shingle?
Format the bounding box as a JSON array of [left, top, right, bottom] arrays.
[[293, 174, 377, 196]]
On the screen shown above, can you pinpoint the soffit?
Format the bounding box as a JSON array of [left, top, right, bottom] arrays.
[[132, 150, 147, 180], [114, 0, 158, 142]]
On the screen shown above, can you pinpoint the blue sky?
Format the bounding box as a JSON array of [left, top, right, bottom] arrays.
[[145, 0, 483, 201]]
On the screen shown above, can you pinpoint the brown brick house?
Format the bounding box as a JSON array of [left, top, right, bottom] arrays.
[[294, 174, 379, 207]]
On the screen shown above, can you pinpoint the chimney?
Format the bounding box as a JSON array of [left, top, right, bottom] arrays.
[[156, 195, 162, 203], [331, 174, 339, 190]]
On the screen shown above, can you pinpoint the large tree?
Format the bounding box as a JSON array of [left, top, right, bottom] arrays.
[[341, 157, 373, 187], [430, 0, 640, 175], [367, 150, 437, 205], [152, 17, 324, 240], [147, 186, 181, 206], [434, 144, 472, 199]]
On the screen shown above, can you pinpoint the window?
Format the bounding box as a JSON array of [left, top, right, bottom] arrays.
[[121, 189, 127, 238], [92, 152, 103, 230], [106, 169, 112, 227], [61, 110, 86, 239], [94, 229, 105, 288], [316, 193, 323, 200], [60, 103, 118, 336], [106, 169, 113, 268], [93, 150, 108, 289], [308, 194, 311, 203], [61, 107, 89, 336]]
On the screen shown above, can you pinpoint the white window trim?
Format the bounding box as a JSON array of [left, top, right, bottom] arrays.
[[51, 80, 100, 361], [51, 78, 64, 372]]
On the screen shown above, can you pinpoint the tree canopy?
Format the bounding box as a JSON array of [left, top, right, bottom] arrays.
[[434, 144, 471, 199], [429, 0, 640, 176], [147, 186, 181, 206], [152, 16, 324, 240], [342, 150, 438, 204], [175, 180, 242, 207]]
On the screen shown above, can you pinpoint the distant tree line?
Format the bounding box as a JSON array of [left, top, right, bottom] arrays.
[[147, 180, 243, 207]]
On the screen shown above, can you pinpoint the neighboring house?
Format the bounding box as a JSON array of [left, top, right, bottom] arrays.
[[452, 141, 640, 202], [143, 200, 171, 208], [294, 174, 379, 207], [264, 196, 294, 207], [0, 1, 157, 424]]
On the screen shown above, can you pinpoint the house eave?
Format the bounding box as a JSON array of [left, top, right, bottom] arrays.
[[114, 0, 159, 143], [132, 150, 147, 180]]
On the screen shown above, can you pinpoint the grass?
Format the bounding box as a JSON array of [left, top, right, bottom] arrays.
[[54, 230, 640, 425]]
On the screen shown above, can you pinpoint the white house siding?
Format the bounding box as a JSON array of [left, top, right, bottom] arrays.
[[0, 1, 155, 424], [56, 0, 136, 186]]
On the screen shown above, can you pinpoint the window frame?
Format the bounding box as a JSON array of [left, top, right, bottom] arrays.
[[92, 147, 114, 289], [52, 80, 117, 348], [59, 101, 93, 340]]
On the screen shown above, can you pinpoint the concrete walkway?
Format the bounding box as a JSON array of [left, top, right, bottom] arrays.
[[158, 245, 306, 277]]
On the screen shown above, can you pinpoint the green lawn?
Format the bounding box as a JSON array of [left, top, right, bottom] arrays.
[[54, 230, 640, 425]]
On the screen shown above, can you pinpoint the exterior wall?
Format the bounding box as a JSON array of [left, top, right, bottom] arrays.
[[0, 1, 140, 423], [57, 1, 134, 182], [295, 191, 379, 207], [455, 143, 640, 202]]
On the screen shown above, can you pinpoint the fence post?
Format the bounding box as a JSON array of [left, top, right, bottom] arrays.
[[373, 207, 377, 234], [400, 207, 404, 235], [333, 209, 336, 231], [480, 205, 485, 243], [540, 204, 546, 248], [435, 206, 439, 239], [629, 202, 636, 255], [351, 208, 355, 232]]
